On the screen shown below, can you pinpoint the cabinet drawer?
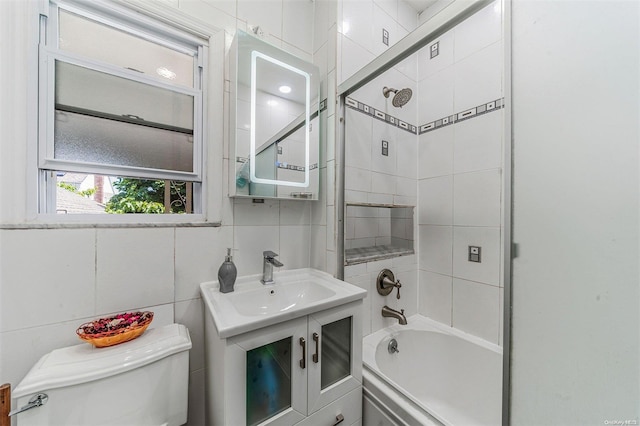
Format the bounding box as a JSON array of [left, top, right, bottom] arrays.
[[295, 387, 362, 426]]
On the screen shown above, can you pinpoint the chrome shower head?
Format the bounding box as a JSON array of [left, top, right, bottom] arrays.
[[382, 87, 413, 108]]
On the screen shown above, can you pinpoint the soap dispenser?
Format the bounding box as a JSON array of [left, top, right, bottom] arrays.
[[218, 248, 237, 293]]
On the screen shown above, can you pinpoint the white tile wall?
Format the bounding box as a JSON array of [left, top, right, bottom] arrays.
[[374, 0, 398, 20], [0, 229, 96, 332], [310, 224, 327, 271], [96, 228, 175, 315], [373, 171, 396, 195], [396, 129, 417, 179], [397, 0, 417, 31], [280, 200, 312, 225], [339, 0, 418, 85], [237, 0, 283, 39], [345, 108, 373, 170], [342, 0, 374, 52], [175, 298, 206, 372], [453, 0, 502, 62], [283, 0, 314, 54], [418, 68, 454, 123], [453, 41, 503, 112], [371, 120, 397, 176], [372, 4, 398, 56], [340, 35, 376, 84], [279, 225, 311, 269], [175, 226, 233, 302], [314, 0, 330, 51], [452, 226, 501, 286], [419, 225, 453, 275], [418, 175, 453, 225], [453, 110, 503, 174], [418, 28, 454, 80], [344, 269, 372, 335], [345, 166, 372, 193], [233, 225, 281, 275], [418, 125, 454, 179], [417, 0, 504, 344], [419, 270, 452, 325], [452, 278, 500, 343], [453, 169, 501, 227]]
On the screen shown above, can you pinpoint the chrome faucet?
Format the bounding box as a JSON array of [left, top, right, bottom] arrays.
[[261, 251, 283, 284], [381, 305, 407, 325]]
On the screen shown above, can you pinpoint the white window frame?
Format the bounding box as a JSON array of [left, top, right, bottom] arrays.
[[32, 0, 223, 225]]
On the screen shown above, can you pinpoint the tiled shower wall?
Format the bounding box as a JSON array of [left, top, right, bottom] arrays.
[[338, 0, 420, 337], [341, 1, 505, 345], [417, 1, 504, 345]]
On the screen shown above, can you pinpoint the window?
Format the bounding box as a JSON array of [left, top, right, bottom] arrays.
[[38, 0, 208, 215]]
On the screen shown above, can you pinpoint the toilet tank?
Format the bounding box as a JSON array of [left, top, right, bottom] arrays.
[[12, 323, 192, 426]]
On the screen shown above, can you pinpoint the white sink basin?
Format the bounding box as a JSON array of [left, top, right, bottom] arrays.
[[200, 268, 366, 338], [226, 280, 336, 316]]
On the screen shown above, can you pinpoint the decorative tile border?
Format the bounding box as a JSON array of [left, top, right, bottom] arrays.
[[345, 97, 418, 135], [237, 156, 318, 173], [344, 96, 505, 136], [418, 97, 504, 135], [277, 162, 319, 172]]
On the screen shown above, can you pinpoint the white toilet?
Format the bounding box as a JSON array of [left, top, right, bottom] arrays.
[[12, 323, 192, 426]]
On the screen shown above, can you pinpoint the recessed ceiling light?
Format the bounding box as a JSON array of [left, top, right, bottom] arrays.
[[156, 67, 176, 80], [279, 85, 292, 94]]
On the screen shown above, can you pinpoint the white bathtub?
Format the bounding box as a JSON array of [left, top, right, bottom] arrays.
[[362, 315, 503, 426]]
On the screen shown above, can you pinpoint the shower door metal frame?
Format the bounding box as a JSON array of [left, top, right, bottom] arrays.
[[336, 0, 513, 424]]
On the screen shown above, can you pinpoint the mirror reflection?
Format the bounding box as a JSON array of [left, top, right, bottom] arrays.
[[230, 30, 320, 200]]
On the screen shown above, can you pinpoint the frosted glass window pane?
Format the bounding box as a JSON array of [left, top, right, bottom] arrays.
[[59, 9, 194, 87], [54, 111, 194, 173], [56, 61, 193, 131], [246, 337, 292, 426], [321, 317, 352, 389]]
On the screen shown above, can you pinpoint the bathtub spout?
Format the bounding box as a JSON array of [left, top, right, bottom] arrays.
[[381, 305, 407, 325]]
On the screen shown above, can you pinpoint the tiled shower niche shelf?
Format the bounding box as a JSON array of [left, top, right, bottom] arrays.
[[345, 203, 414, 265]]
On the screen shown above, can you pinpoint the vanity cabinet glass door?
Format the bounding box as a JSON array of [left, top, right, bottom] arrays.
[[307, 302, 362, 414], [228, 301, 362, 426], [229, 317, 308, 426]]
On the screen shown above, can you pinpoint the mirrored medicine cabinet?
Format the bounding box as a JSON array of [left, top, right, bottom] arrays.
[[229, 30, 320, 200]]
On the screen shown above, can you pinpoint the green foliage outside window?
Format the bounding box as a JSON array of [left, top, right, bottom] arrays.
[[57, 181, 96, 198], [105, 178, 188, 214]]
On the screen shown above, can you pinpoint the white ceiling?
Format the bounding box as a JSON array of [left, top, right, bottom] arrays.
[[404, 0, 440, 14]]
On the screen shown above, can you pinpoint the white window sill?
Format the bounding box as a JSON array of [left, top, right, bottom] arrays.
[[1, 214, 221, 229]]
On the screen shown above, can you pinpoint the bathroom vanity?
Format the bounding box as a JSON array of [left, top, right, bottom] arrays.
[[201, 268, 366, 426]]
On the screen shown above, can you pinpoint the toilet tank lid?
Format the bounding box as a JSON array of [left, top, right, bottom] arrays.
[[13, 323, 192, 399]]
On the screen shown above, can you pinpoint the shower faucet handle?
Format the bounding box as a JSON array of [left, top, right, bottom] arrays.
[[377, 269, 402, 299]]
